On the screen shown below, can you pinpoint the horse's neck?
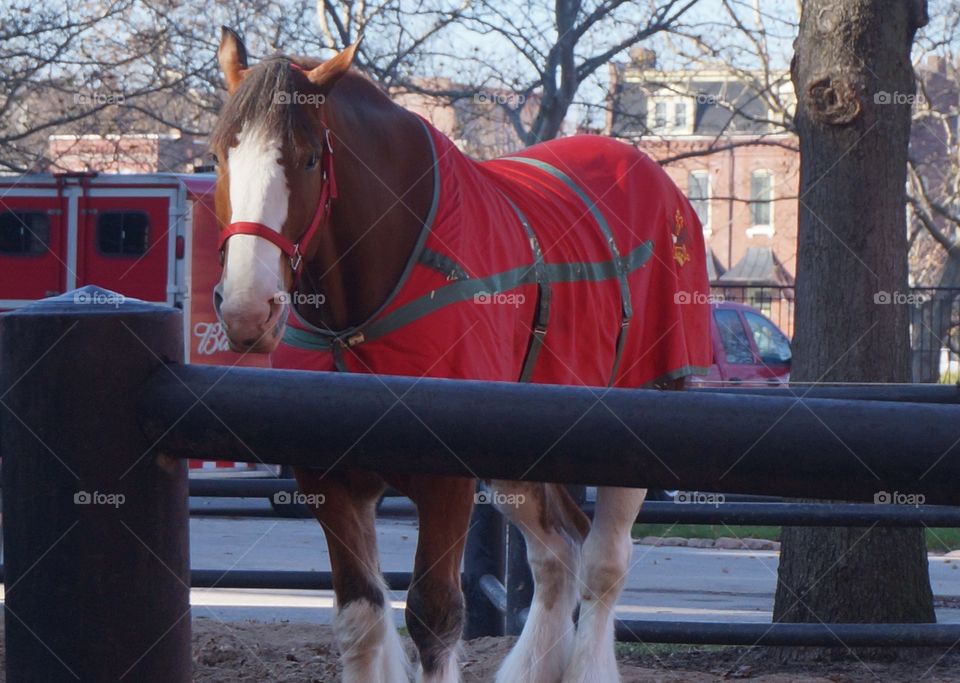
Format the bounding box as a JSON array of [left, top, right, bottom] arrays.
[[296, 83, 433, 332]]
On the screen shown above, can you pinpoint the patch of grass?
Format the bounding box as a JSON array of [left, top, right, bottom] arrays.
[[924, 527, 960, 552], [632, 524, 960, 552], [631, 523, 780, 542]]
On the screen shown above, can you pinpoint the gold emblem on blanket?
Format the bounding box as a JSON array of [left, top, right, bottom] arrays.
[[672, 209, 690, 267]]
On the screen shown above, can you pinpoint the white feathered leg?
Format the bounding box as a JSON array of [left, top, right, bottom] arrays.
[[336, 586, 410, 683], [493, 482, 588, 683], [562, 487, 645, 683]]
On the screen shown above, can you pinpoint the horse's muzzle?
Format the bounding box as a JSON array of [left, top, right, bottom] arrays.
[[214, 283, 288, 353]]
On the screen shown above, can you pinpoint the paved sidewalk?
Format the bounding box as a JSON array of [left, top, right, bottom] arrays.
[[187, 514, 960, 625]]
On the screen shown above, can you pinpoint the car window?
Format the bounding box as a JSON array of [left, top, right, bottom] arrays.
[[744, 311, 792, 364], [714, 309, 756, 364]]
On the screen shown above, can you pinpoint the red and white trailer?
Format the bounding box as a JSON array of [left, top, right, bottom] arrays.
[[0, 171, 272, 477]]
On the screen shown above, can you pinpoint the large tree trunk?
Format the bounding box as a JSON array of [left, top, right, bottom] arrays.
[[773, 0, 933, 659]]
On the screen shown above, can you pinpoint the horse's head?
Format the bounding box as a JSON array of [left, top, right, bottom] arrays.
[[210, 27, 358, 353]]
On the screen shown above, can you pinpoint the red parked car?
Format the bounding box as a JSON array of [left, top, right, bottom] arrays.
[[690, 301, 792, 387]]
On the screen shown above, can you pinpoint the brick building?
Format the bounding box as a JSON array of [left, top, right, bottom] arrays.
[[393, 78, 537, 159], [43, 79, 534, 174], [608, 52, 959, 336], [608, 49, 799, 331], [47, 133, 204, 174]]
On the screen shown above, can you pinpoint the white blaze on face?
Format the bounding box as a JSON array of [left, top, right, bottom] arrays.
[[221, 123, 289, 308]]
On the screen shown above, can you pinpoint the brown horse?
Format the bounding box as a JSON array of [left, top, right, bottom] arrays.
[[211, 26, 709, 683]]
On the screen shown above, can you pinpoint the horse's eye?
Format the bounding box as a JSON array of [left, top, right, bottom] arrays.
[[209, 152, 219, 167], [305, 152, 319, 170]]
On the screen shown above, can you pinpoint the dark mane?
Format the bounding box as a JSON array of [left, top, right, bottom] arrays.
[[210, 56, 323, 154]]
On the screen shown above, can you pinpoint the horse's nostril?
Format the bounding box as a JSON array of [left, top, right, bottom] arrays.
[[213, 287, 225, 320], [242, 338, 257, 348]]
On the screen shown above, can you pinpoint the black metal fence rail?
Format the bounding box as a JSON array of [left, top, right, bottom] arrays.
[[190, 478, 300, 497], [613, 622, 960, 647], [143, 363, 960, 503], [185, 479, 960, 527], [472, 581, 960, 647]]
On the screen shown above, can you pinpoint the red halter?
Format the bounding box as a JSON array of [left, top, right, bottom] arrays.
[[218, 64, 337, 282]]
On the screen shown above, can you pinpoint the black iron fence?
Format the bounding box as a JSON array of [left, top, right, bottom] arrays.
[[712, 284, 795, 337], [909, 287, 960, 383], [715, 284, 960, 384]]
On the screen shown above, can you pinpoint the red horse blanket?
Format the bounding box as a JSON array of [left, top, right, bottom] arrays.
[[272, 120, 711, 388]]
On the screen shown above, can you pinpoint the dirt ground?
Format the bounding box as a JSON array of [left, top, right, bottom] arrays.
[[187, 618, 960, 682], [2, 617, 959, 681]]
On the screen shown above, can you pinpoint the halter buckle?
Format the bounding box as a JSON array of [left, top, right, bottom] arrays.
[[290, 246, 303, 273]]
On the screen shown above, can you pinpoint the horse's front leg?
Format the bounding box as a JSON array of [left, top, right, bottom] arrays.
[[562, 486, 645, 683], [389, 474, 475, 683], [295, 468, 409, 683], [492, 481, 590, 683]]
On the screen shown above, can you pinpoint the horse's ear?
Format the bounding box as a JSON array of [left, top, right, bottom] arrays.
[[218, 26, 249, 94], [305, 40, 361, 92]]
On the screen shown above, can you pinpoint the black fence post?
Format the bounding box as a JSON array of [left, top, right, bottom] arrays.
[[566, 484, 587, 506], [0, 287, 190, 682], [505, 523, 533, 636], [462, 483, 505, 638]]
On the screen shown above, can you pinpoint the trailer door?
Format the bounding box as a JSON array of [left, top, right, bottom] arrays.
[[78, 191, 175, 303], [0, 194, 65, 306]]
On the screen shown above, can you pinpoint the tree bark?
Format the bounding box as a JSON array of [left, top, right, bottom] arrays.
[[773, 0, 933, 660]]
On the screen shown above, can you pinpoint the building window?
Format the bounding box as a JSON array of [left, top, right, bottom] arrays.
[[748, 170, 774, 237], [674, 102, 687, 129], [654, 101, 667, 129], [97, 211, 149, 256], [688, 170, 710, 236], [0, 211, 50, 256]]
